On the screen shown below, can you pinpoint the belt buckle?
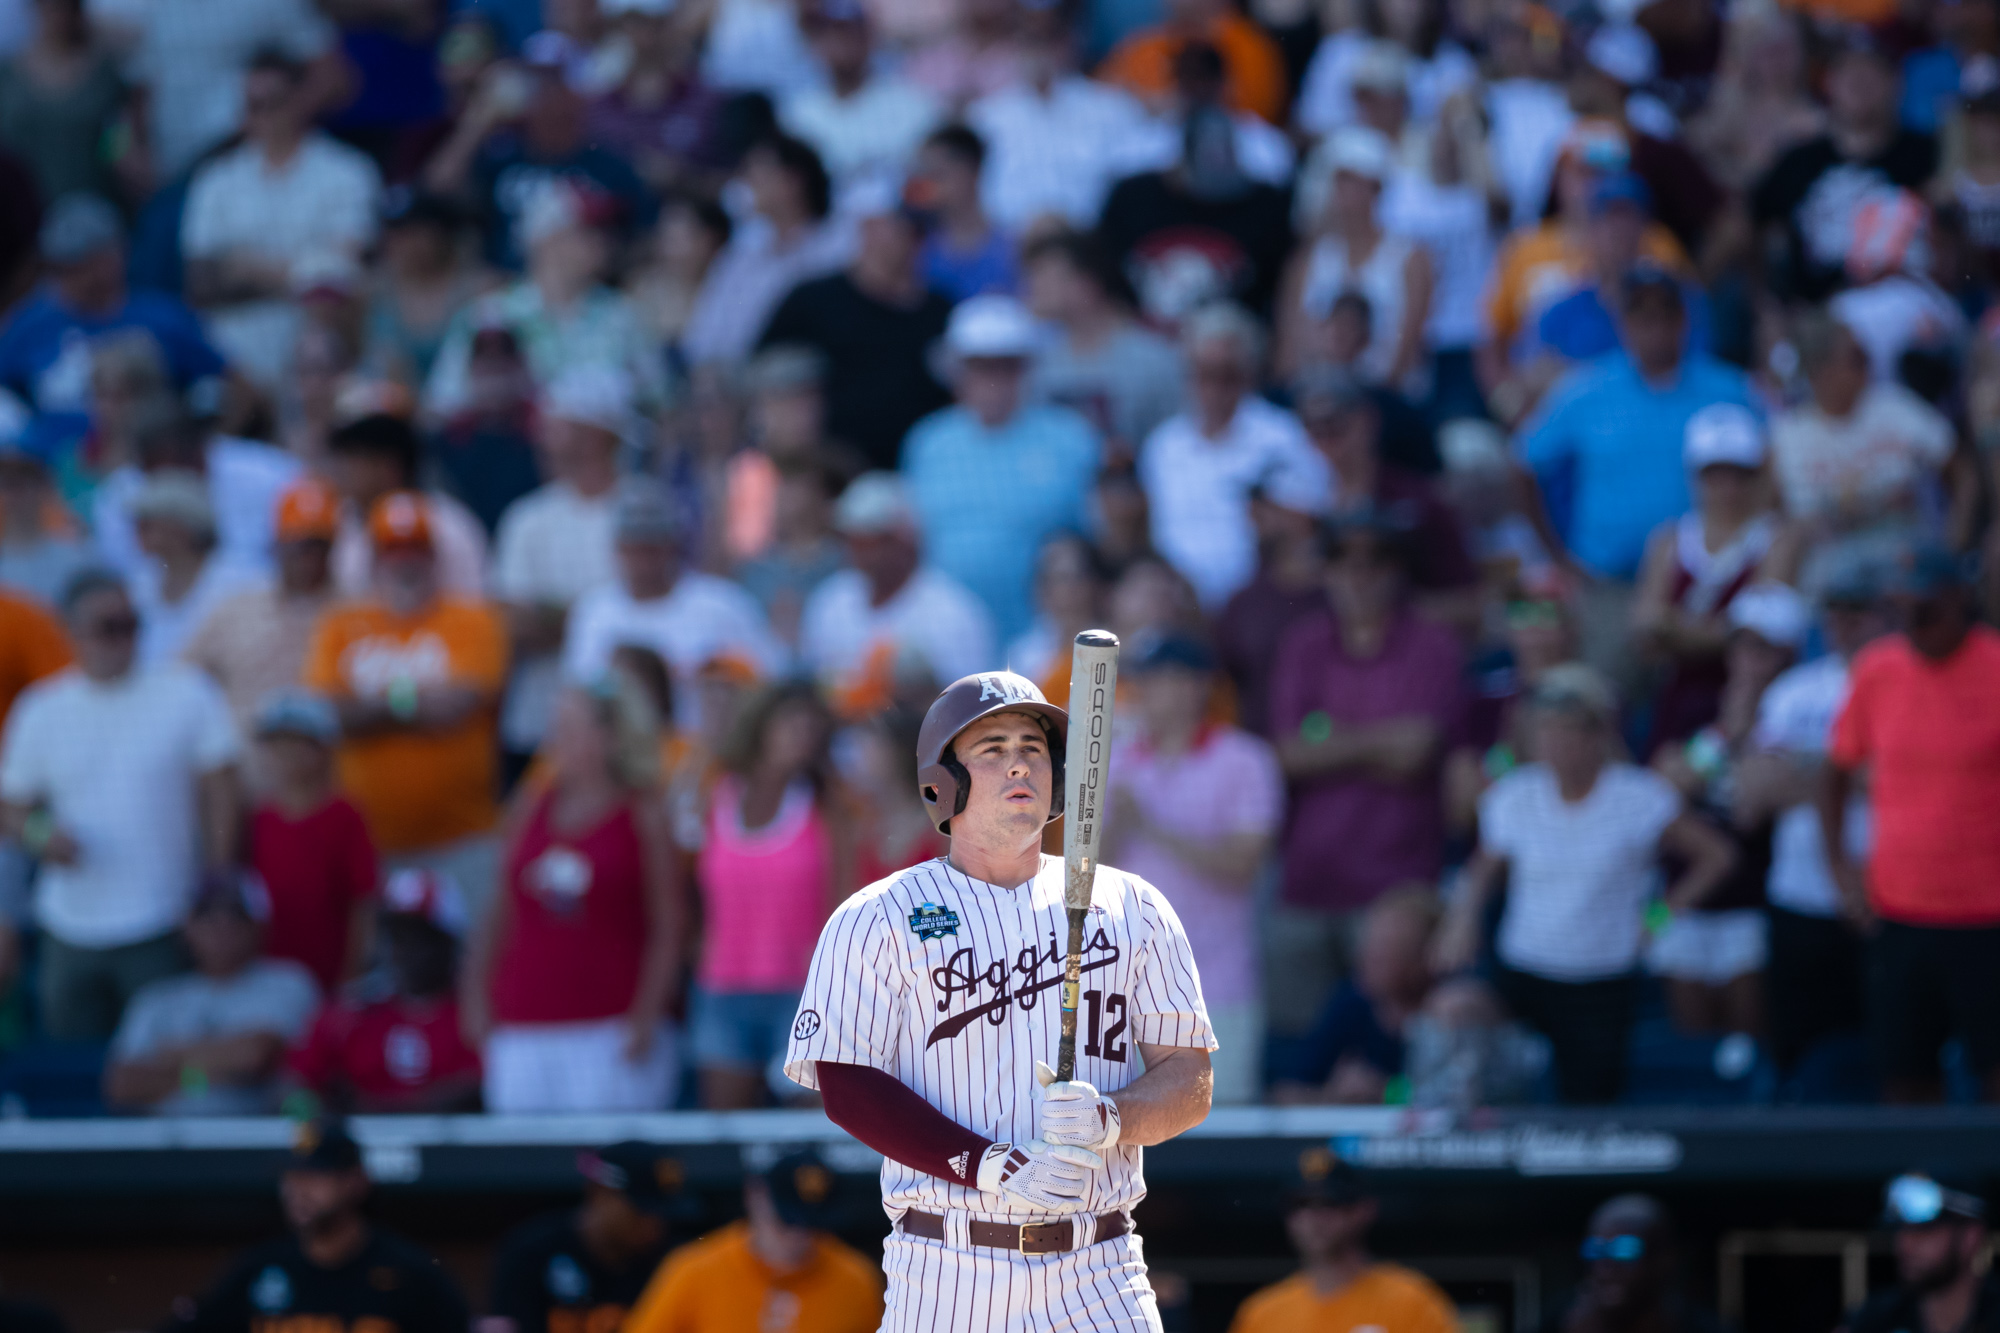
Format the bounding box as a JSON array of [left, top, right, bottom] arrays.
[[1018, 1220, 1065, 1256]]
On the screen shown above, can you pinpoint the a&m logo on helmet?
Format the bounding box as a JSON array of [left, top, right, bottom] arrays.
[[976, 673, 1037, 704], [909, 902, 961, 941]]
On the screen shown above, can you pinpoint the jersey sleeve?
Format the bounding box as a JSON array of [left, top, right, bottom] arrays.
[[783, 891, 909, 1089], [1127, 879, 1218, 1051]]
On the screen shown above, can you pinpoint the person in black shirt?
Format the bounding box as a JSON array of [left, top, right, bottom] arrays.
[[162, 1120, 469, 1333], [486, 1141, 700, 1333], [1750, 31, 1938, 303], [1848, 1174, 2000, 1333], [756, 182, 954, 470]]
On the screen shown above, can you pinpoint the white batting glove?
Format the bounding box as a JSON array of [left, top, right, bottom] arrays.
[[1034, 1060, 1123, 1152], [974, 1139, 1101, 1213]]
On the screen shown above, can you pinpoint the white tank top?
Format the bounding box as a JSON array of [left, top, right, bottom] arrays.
[[1301, 230, 1418, 391]]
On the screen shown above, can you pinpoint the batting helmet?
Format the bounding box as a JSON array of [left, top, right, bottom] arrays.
[[916, 672, 1068, 835]]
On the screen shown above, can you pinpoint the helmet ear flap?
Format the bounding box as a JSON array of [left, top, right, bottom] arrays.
[[941, 751, 972, 819]]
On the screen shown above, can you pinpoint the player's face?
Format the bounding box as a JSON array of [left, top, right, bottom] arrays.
[[281, 1168, 366, 1235], [950, 712, 1055, 844]]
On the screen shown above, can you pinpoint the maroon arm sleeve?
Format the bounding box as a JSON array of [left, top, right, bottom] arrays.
[[817, 1060, 994, 1187]]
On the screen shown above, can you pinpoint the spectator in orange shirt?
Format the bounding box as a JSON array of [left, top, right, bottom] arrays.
[[0, 587, 70, 728], [624, 1149, 882, 1333], [1230, 1153, 1456, 1333], [1825, 543, 2000, 1104], [0, 585, 70, 998], [1098, 0, 1287, 125], [304, 492, 509, 912]]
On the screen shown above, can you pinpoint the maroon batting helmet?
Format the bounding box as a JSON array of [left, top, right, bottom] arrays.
[[916, 672, 1068, 835]]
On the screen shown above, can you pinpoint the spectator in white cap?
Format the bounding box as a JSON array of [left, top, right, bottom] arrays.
[[424, 178, 666, 422], [1139, 301, 1327, 609], [1279, 125, 1433, 397], [180, 49, 381, 392], [902, 294, 1101, 643], [562, 478, 786, 733], [493, 365, 634, 770], [1768, 309, 1955, 547], [755, 173, 954, 470], [798, 471, 996, 714], [1648, 580, 1812, 1039], [126, 467, 263, 668], [1633, 401, 1793, 754], [779, 0, 941, 185]]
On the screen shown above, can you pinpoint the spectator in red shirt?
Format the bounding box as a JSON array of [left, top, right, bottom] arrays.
[[245, 690, 379, 994], [1268, 507, 1468, 1033], [1825, 543, 2000, 1104], [290, 868, 482, 1114]]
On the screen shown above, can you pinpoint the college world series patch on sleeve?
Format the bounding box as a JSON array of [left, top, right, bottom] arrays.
[[908, 902, 961, 941]]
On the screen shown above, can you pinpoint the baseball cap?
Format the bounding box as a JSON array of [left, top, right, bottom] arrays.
[[129, 469, 217, 537], [1885, 1173, 1987, 1227], [542, 364, 634, 436], [763, 1148, 842, 1229], [833, 471, 916, 536], [381, 867, 470, 938], [190, 869, 273, 923], [579, 1142, 704, 1220], [1727, 582, 1810, 653], [275, 477, 341, 543], [290, 1118, 364, 1174], [254, 688, 341, 745], [39, 193, 122, 265], [1327, 126, 1395, 184], [1560, 119, 1631, 174], [1683, 403, 1765, 471], [1587, 23, 1658, 86], [744, 345, 827, 396], [1288, 1147, 1369, 1208], [1349, 40, 1410, 94], [1129, 632, 1216, 674], [945, 295, 1039, 361], [1885, 539, 1968, 596], [1532, 662, 1618, 721], [1590, 172, 1652, 216], [614, 477, 680, 543], [1819, 543, 1882, 607], [369, 491, 434, 552]]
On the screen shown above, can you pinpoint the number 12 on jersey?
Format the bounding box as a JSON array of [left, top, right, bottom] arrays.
[[1082, 990, 1128, 1062]]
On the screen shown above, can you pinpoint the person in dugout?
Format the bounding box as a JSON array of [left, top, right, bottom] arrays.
[[485, 1141, 700, 1333], [160, 1119, 470, 1333]]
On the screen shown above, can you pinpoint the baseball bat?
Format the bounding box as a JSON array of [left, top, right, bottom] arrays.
[[1056, 629, 1120, 1083]]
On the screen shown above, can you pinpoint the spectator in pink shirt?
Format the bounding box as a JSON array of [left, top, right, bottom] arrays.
[[1106, 633, 1283, 1104]]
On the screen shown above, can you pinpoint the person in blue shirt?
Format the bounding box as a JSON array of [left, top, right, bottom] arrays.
[[1535, 176, 1708, 365], [913, 124, 1018, 302], [0, 195, 226, 435], [902, 295, 1101, 644], [424, 54, 655, 270], [1517, 266, 1756, 689]]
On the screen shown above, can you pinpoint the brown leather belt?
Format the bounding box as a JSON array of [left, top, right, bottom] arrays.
[[899, 1208, 1130, 1255]]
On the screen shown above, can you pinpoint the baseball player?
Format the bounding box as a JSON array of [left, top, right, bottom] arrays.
[[786, 671, 1216, 1332]]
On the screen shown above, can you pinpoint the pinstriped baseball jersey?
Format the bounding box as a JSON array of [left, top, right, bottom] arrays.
[[784, 854, 1215, 1221]]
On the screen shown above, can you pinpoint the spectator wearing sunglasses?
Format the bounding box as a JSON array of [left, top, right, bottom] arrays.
[[1554, 1195, 1721, 1333], [1849, 1174, 1999, 1333], [0, 569, 243, 1040]]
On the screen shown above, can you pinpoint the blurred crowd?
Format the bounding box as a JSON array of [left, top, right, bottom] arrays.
[[0, 0, 1997, 1117]]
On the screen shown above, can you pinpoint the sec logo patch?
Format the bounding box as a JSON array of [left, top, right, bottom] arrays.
[[793, 1009, 822, 1040]]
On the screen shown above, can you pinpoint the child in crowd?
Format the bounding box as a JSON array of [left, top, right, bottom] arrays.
[[289, 869, 483, 1114], [244, 690, 380, 995]]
